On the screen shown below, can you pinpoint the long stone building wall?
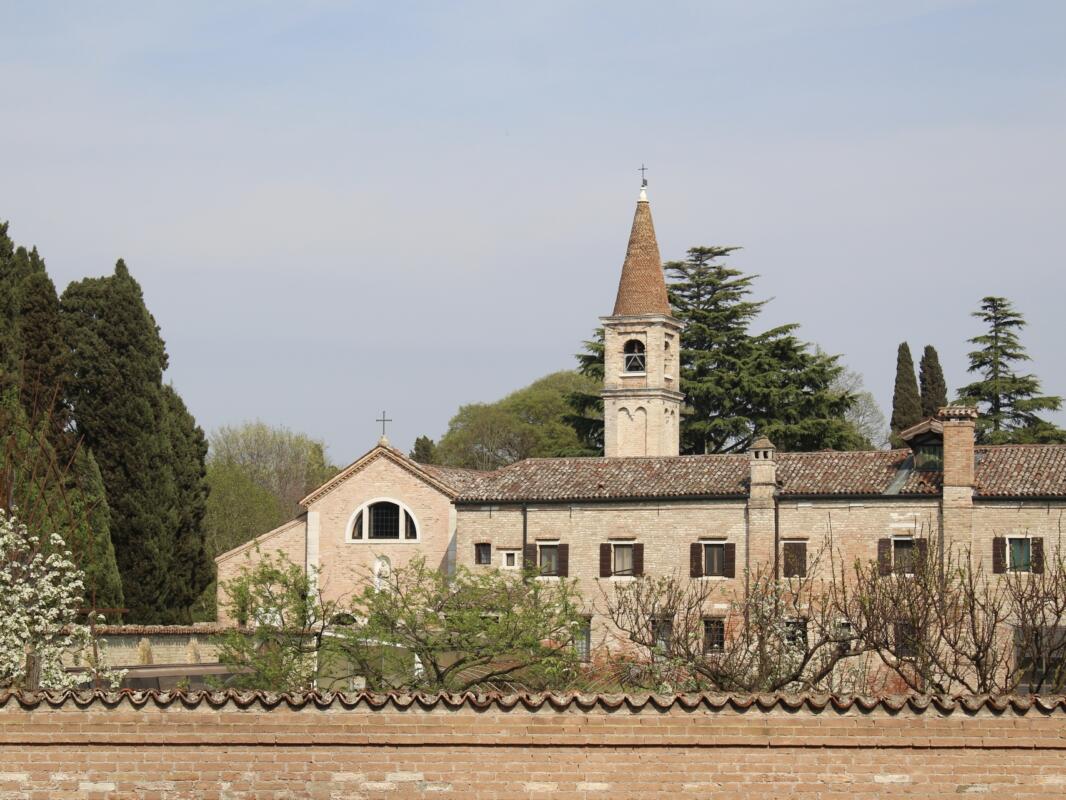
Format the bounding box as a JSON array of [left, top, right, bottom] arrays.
[[1, 690, 1065, 798]]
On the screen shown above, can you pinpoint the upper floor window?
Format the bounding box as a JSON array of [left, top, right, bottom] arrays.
[[348, 499, 419, 542], [914, 444, 943, 471], [623, 339, 646, 372], [995, 536, 1044, 574]]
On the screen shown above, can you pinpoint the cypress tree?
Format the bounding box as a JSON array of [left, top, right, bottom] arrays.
[[61, 260, 179, 622], [957, 296, 1064, 443], [890, 342, 923, 440], [918, 345, 948, 418], [0, 224, 122, 612], [409, 435, 438, 464], [161, 385, 212, 622]]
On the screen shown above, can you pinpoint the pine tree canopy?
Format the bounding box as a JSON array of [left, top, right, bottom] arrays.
[[918, 345, 948, 418], [889, 342, 923, 440], [957, 296, 1064, 444]]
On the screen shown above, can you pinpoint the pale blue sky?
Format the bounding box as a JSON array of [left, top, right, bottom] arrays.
[[3, 1, 1064, 462]]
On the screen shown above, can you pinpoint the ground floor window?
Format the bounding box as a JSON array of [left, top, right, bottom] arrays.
[[703, 618, 725, 654]]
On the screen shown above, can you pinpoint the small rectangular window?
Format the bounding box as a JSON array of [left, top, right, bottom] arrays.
[[501, 550, 518, 569], [895, 622, 919, 659], [782, 541, 807, 578], [703, 618, 725, 654], [474, 543, 492, 565], [1009, 538, 1032, 573], [784, 619, 808, 649], [612, 543, 634, 576], [893, 539, 915, 576], [704, 543, 725, 577], [653, 616, 673, 652], [575, 617, 592, 662], [539, 544, 559, 576]]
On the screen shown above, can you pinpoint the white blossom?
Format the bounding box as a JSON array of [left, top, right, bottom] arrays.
[[0, 509, 123, 689]]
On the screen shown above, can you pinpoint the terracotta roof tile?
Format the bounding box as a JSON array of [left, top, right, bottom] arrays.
[[975, 444, 1066, 497], [3, 688, 1064, 714], [611, 194, 672, 317], [452, 445, 1066, 503], [455, 454, 749, 503]]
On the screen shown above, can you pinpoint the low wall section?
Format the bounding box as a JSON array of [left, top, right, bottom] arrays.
[[1, 690, 1065, 798]]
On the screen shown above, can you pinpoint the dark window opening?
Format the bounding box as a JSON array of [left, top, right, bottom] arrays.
[[704, 543, 726, 577], [475, 543, 492, 565], [893, 539, 915, 575], [895, 622, 919, 659], [782, 541, 807, 578], [351, 511, 363, 540], [623, 339, 646, 372], [914, 444, 943, 472], [703, 618, 725, 654], [539, 544, 559, 576], [653, 616, 673, 653], [784, 619, 809, 649], [368, 501, 400, 539], [405, 512, 418, 540]]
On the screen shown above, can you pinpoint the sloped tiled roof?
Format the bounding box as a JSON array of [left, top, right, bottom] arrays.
[[610, 191, 672, 317], [454, 454, 750, 503], [449, 445, 1066, 503], [975, 444, 1066, 497], [419, 463, 492, 494]]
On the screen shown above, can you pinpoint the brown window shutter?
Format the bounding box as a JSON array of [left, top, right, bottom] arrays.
[[723, 543, 736, 578], [1032, 538, 1045, 574], [690, 542, 703, 578], [916, 539, 929, 568], [992, 537, 1006, 574], [783, 542, 806, 578], [557, 543, 570, 577], [877, 539, 892, 576], [599, 543, 611, 578], [523, 543, 537, 570], [633, 543, 645, 577]]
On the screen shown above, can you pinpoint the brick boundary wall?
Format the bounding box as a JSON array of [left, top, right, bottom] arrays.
[[2, 691, 1066, 798]]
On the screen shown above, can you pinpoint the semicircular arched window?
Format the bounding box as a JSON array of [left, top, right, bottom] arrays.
[[623, 339, 646, 372], [348, 499, 419, 542]]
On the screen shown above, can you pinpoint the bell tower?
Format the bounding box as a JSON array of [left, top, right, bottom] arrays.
[[601, 181, 684, 458]]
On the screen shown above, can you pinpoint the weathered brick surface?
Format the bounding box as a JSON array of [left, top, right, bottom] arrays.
[[0, 694, 1064, 798]]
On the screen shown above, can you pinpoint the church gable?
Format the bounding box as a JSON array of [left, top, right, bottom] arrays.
[[307, 445, 459, 601]]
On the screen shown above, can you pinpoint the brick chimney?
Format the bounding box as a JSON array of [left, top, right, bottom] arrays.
[[938, 405, 977, 488], [938, 405, 978, 553], [747, 436, 777, 570]]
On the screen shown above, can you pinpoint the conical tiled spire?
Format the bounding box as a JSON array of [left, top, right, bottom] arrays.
[[611, 185, 672, 316]]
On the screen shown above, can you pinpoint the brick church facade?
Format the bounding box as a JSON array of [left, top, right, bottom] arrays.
[[216, 186, 1066, 657]]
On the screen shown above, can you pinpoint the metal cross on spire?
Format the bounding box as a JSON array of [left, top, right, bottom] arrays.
[[638, 163, 648, 187], [376, 410, 393, 438]]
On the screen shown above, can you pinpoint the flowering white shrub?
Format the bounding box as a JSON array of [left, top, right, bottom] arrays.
[[0, 509, 122, 689]]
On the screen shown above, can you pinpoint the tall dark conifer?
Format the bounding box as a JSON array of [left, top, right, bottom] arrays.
[[957, 296, 1064, 443], [0, 223, 122, 612], [60, 260, 181, 621], [918, 345, 948, 418], [890, 342, 922, 441], [161, 385, 211, 621]]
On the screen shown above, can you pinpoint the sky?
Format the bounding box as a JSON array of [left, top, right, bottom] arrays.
[[3, 1, 1065, 465]]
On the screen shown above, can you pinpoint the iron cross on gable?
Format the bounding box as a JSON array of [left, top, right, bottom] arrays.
[[638, 164, 648, 186], [376, 410, 393, 437]]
